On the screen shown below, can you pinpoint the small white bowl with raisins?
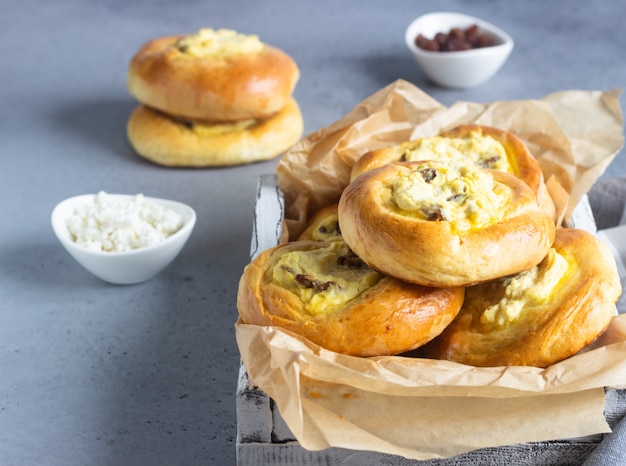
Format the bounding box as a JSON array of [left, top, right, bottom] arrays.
[[405, 12, 513, 88]]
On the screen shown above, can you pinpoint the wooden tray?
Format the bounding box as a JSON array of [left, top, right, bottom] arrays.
[[235, 174, 626, 465]]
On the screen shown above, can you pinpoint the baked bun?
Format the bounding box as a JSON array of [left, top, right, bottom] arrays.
[[127, 28, 300, 121], [351, 125, 555, 220], [338, 160, 556, 287], [126, 97, 303, 167], [422, 228, 621, 367], [237, 240, 465, 357], [297, 203, 342, 242]]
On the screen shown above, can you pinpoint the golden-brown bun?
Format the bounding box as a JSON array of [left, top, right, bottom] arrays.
[[297, 203, 342, 242], [351, 125, 556, 221], [127, 34, 300, 121], [237, 240, 465, 357], [126, 98, 303, 167], [422, 228, 622, 367], [338, 160, 556, 287]]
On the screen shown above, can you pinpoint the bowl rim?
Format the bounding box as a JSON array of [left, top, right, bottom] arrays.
[[405, 11, 514, 58], [51, 193, 197, 257]]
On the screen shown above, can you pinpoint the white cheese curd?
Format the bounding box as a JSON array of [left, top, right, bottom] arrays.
[[176, 28, 263, 58], [403, 133, 511, 172], [390, 161, 509, 231], [480, 249, 569, 326], [66, 192, 184, 252]]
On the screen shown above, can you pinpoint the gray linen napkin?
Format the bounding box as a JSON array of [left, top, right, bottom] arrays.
[[589, 177, 626, 314], [583, 416, 626, 466], [587, 177, 626, 231], [582, 176, 626, 466]]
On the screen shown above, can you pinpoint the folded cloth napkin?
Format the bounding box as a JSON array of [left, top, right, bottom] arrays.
[[583, 416, 626, 466], [582, 176, 626, 466], [587, 177, 626, 231], [589, 176, 626, 314]]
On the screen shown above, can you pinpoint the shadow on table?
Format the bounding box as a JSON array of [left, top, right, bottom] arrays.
[[361, 51, 431, 90], [49, 96, 150, 166], [89, 223, 244, 465], [0, 221, 243, 464]]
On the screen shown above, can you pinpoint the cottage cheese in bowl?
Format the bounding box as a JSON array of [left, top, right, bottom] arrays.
[[52, 192, 196, 284], [66, 191, 184, 252]]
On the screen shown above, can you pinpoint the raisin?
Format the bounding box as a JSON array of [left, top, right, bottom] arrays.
[[319, 221, 341, 236], [317, 281, 335, 292], [478, 156, 500, 168], [420, 167, 438, 183], [447, 194, 465, 202], [424, 206, 446, 221], [415, 34, 439, 51], [337, 253, 366, 269], [295, 274, 335, 293], [295, 274, 314, 288], [415, 24, 495, 52], [445, 33, 470, 52], [176, 40, 189, 53], [435, 32, 448, 49]]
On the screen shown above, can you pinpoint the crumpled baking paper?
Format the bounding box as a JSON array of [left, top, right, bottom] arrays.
[[236, 79, 625, 460]]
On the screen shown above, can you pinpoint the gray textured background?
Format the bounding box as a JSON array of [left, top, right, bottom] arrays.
[[1, 0, 625, 465]]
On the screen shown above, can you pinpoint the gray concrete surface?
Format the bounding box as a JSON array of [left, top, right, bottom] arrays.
[[1, 0, 625, 464]]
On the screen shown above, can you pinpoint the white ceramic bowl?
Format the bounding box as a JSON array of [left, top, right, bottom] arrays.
[[51, 193, 196, 285], [405, 12, 514, 88]]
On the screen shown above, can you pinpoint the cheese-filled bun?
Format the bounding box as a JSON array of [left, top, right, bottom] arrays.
[[297, 203, 342, 242], [236, 240, 465, 357], [126, 98, 303, 167], [339, 160, 556, 287], [127, 28, 300, 121], [351, 125, 555, 221], [422, 228, 622, 367]]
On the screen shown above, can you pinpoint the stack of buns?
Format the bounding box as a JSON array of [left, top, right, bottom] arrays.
[[237, 124, 622, 367], [126, 28, 303, 167]]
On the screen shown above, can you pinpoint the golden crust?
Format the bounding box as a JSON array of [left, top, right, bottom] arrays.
[[126, 98, 303, 167], [338, 161, 556, 287], [127, 35, 300, 121], [236, 240, 465, 357], [351, 124, 556, 221], [422, 228, 622, 367]]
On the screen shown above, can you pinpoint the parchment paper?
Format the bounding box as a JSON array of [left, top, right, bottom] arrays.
[[236, 79, 626, 460], [276, 80, 623, 238]]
